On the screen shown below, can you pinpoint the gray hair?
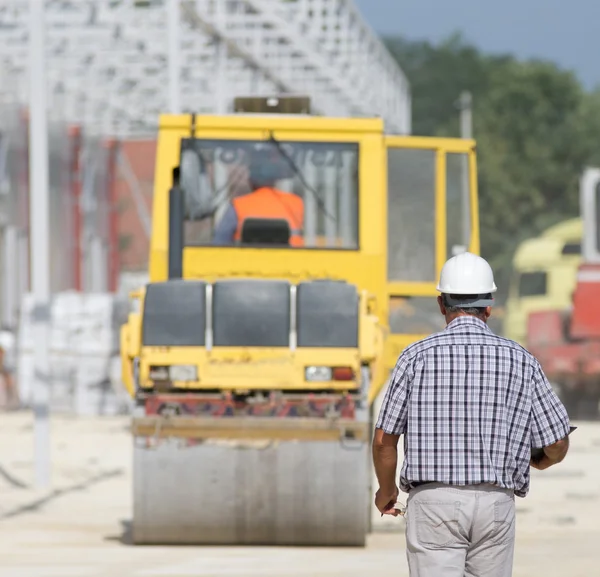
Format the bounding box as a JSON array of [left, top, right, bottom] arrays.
[[442, 293, 493, 318]]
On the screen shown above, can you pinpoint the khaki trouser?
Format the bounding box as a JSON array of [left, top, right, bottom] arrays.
[[405, 483, 516, 577]]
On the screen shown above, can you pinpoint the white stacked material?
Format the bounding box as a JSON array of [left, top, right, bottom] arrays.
[[0, 329, 16, 373], [110, 354, 135, 415], [118, 271, 149, 300], [17, 291, 131, 416]]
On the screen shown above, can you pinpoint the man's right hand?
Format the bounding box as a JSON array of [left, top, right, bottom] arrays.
[[375, 486, 400, 516]]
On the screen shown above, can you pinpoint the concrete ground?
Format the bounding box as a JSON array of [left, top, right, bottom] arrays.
[[1, 412, 599, 577]]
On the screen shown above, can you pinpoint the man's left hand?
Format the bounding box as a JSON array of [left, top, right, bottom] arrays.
[[375, 486, 400, 516], [530, 455, 553, 470]]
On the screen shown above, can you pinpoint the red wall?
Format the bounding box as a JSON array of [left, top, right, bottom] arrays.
[[115, 140, 156, 272]]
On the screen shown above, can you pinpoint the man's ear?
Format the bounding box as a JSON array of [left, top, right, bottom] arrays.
[[437, 295, 446, 316], [484, 306, 492, 320]]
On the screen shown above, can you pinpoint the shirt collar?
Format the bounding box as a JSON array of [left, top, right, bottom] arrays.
[[444, 315, 492, 333]]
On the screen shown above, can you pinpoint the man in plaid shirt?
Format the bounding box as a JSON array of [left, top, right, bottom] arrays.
[[372, 252, 571, 577]]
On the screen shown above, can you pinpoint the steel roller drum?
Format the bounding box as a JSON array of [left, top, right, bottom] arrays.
[[132, 437, 370, 546]]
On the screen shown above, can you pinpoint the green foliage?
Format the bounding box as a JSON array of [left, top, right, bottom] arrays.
[[385, 33, 505, 137], [384, 33, 598, 300]]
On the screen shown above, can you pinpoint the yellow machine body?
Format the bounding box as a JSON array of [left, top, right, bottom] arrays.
[[122, 114, 481, 400], [503, 217, 582, 344]]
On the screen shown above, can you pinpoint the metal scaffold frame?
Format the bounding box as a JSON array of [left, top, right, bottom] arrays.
[[0, 2, 412, 487], [0, 0, 411, 138]]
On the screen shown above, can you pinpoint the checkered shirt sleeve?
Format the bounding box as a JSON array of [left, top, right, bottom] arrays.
[[375, 350, 412, 435], [530, 362, 571, 448]]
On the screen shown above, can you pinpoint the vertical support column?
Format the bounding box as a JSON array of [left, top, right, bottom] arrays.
[[434, 150, 447, 277], [213, 153, 229, 224], [324, 156, 337, 246], [3, 226, 18, 329], [18, 108, 30, 296], [459, 91, 473, 250], [214, 0, 228, 115], [339, 152, 354, 248], [80, 144, 91, 292], [28, 0, 51, 489], [90, 236, 107, 292], [69, 125, 82, 291], [105, 139, 119, 294], [18, 232, 29, 307], [167, 0, 181, 114], [303, 151, 317, 247], [214, 40, 228, 114], [250, 68, 261, 95], [467, 149, 480, 255], [580, 169, 600, 263]]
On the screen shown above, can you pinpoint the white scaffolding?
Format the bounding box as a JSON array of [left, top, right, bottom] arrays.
[[0, 0, 411, 137]]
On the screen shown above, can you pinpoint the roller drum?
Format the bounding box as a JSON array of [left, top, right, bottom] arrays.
[[132, 437, 370, 546]]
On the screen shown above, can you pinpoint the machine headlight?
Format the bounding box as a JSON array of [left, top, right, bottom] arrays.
[[305, 366, 332, 382], [169, 365, 198, 382], [149, 366, 169, 380]]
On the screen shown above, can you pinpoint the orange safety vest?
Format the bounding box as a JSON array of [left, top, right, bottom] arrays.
[[232, 187, 304, 247]]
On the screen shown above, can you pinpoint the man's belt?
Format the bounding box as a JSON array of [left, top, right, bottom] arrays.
[[409, 481, 433, 489]]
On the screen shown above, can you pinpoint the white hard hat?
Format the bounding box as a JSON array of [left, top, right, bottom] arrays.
[[437, 252, 497, 300]]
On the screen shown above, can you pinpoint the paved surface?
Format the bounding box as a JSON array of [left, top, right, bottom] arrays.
[[1, 412, 599, 576]]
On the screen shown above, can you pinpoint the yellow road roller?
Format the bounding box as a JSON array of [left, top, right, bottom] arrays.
[[120, 101, 481, 546]]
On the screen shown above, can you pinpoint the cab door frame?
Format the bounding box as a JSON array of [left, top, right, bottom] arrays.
[[382, 135, 480, 372]]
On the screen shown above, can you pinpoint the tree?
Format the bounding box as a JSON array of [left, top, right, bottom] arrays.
[[384, 33, 509, 137], [475, 59, 586, 288], [576, 88, 600, 167]]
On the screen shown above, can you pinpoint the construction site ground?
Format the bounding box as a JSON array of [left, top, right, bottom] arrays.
[[1, 412, 599, 577]]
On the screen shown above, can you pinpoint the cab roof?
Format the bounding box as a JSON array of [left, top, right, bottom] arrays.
[[514, 236, 581, 269], [540, 217, 582, 241], [158, 113, 385, 134], [513, 217, 582, 269]]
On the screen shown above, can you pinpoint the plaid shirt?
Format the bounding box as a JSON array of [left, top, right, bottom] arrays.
[[376, 316, 571, 497]]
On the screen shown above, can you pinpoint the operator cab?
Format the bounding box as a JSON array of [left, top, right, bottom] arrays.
[[155, 105, 481, 372], [175, 96, 359, 251]]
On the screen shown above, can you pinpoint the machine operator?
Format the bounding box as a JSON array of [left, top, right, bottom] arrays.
[[212, 149, 304, 246]]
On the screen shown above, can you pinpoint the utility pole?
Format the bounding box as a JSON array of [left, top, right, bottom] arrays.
[[214, 0, 227, 114], [458, 90, 473, 140], [29, 0, 51, 489], [167, 0, 181, 114], [458, 91, 473, 252]]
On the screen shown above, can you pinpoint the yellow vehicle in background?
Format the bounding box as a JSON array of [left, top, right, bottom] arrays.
[[503, 218, 582, 345], [120, 99, 481, 546]]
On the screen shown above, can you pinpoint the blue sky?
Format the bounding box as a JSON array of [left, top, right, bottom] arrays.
[[353, 0, 600, 90]]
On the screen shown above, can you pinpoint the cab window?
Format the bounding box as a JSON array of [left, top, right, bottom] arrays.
[[561, 242, 581, 255], [179, 138, 359, 250], [518, 271, 547, 297]]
